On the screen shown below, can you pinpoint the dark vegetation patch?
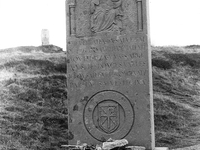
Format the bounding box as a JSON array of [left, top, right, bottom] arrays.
[[38, 45, 63, 53], [152, 58, 173, 70], [165, 53, 200, 69], [152, 48, 200, 69], [185, 45, 200, 49]]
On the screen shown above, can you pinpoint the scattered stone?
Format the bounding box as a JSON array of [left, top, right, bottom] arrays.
[[96, 144, 102, 150], [126, 146, 145, 150], [62, 143, 96, 150], [154, 147, 169, 150], [102, 139, 128, 150]]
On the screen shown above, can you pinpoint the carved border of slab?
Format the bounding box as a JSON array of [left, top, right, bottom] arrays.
[[69, 0, 76, 36], [137, 0, 143, 31]]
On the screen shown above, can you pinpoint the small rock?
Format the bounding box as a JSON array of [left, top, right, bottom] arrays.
[[102, 139, 128, 150], [96, 145, 102, 150], [126, 146, 145, 150]]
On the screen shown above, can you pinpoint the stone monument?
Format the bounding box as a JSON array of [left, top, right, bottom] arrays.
[[41, 29, 49, 45], [66, 0, 155, 149]]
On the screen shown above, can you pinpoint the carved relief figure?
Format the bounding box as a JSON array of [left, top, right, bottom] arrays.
[[90, 0, 124, 33]]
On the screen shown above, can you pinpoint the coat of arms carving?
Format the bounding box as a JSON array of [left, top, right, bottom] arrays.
[[97, 102, 120, 133]]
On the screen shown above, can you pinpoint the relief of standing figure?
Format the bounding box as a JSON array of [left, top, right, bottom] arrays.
[[90, 0, 124, 33]]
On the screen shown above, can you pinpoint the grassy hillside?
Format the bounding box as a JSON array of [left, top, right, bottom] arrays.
[[1, 45, 200, 149], [0, 46, 67, 150], [152, 46, 200, 148]]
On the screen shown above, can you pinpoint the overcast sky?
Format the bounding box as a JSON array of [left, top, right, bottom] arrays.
[[0, 0, 200, 50]]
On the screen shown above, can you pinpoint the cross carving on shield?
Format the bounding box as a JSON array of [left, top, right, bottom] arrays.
[[97, 102, 120, 134]]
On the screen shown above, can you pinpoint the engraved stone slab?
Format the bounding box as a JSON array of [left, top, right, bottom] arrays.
[[66, 0, 155, 149]]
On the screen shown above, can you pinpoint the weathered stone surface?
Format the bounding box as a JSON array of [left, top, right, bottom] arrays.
[[66, 0, 154, 149]]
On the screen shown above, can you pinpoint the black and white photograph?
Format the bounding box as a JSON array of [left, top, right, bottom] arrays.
[[0, 0, 200, 150]]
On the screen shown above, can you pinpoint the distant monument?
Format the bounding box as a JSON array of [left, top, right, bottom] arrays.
[[41, 29, 49, 45], [66, 0, 155, 149]]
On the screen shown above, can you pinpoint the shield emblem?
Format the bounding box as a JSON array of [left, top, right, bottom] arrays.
[[97, 101, 120, 134]]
